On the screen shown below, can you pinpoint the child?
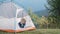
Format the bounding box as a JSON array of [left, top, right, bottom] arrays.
[[18, 18, 26, 28], [18, 17, 36, 32]]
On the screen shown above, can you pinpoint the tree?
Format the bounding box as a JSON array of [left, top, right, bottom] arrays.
[[47, 0, 60, 28], [28, 8, 49, 28], [28, 8, 41, 24]]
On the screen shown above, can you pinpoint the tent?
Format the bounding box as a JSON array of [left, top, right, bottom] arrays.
[[0, 2, 35, 32]]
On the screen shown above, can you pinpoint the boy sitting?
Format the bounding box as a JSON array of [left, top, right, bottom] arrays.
[[18, 18, 26, 28], [18, 18, 36, 32]]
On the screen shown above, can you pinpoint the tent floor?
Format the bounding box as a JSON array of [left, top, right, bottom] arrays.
[[0, 28, 36, 32], [0, 29, 23, 32]]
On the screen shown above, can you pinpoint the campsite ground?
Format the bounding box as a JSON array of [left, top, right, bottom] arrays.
[[0, 29, 60, 34]]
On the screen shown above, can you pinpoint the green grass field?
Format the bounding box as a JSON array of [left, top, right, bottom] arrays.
[[0, 29, 60, 34]]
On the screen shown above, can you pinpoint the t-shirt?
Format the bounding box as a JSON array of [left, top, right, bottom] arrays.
[[18, 22, 26, 28]]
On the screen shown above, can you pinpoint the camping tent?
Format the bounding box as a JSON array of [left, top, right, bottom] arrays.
[[0, 2, 35, 32]]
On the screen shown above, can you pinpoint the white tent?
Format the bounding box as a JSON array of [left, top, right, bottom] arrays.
[[0, 2, 35, 32]]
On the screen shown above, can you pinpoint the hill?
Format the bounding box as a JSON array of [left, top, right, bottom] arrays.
[[34, 9, 49, 17]]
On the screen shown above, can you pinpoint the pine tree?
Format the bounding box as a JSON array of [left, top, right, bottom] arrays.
[[47, 0, 60, 28]]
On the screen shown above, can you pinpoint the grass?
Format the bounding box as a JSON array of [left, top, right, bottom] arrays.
[[0, 29, 60, 34]]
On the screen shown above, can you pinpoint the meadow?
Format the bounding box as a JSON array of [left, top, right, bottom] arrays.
[[0, 29, 60, 34]]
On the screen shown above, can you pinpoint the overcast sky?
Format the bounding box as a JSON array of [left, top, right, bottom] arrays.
[[13, 0, 47, 11]]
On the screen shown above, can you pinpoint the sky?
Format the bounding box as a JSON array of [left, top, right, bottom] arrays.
[[13, 0, 47, 11], [0, 0, 47, 11]]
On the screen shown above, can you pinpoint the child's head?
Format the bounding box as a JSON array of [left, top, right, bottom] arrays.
[[20, 18, 26, 24]]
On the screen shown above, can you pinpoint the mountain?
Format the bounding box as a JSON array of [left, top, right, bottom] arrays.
[[34, 9, 49, 17]]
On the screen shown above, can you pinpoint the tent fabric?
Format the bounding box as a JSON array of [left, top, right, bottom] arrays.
[[0, 2, 24, 18], [0, 2, 16, 18], [0, 2, 35, 32]]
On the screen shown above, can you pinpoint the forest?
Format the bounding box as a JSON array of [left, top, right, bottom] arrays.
[[28, 0, 60, 29]]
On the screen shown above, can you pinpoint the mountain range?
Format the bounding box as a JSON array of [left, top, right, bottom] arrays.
[[34, 9, 49, 17]]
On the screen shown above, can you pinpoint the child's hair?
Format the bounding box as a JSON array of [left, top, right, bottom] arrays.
[[21, 18, 26, 23]]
